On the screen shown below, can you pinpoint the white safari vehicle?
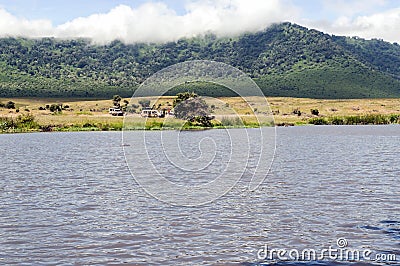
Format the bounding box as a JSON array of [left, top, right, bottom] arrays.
[[141, 108, 161, 117], [109, 108, 124, 116]]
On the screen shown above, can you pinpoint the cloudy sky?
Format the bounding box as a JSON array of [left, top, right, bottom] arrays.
[[0, 0, 399, 44]]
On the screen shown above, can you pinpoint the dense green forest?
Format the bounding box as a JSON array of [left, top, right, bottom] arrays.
[[0, 22, 399, 98]]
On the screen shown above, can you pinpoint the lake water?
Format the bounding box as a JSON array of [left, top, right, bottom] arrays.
[[0, 126, 399, 265]]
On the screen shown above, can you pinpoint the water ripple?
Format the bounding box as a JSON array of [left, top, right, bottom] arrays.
[[0, 126, 399, 265]]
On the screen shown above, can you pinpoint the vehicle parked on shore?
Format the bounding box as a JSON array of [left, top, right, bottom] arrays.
[[109, 107, 124, 116], [141, 108, 161, 117], [141, 107, 172, 118]]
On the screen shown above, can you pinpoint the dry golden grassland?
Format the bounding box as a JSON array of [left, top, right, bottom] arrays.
[[1, 97, 399, 131], [218, 97, 400, 125], [269, 97, 400, 125]]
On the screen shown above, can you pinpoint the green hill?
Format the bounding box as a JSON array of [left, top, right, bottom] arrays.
[[0, 22, 399, 98]]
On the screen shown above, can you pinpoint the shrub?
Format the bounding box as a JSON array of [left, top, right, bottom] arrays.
[[187, 115, 213, 127], [311, 109, 319, 116], [330, 117, 344, 125], [14, 113, 39, 130], [293, 108, 301, 116], [49, 104, 63, 113], [220, 117, 243, 127], [345, 116, 362, 125], [0, 116, 15, 131], [138, 99, 151, 108], [389, 114, 399, 123], [309, 117, 328, 125], [6, 101, 15, 109], [83, 122, 94, 128], [16, 113, 35, 124]]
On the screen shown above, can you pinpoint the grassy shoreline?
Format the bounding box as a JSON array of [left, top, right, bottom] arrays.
[[1, 97, 400, 133]]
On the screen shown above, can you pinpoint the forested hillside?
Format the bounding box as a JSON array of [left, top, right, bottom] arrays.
[[1, 22, 399, 98]]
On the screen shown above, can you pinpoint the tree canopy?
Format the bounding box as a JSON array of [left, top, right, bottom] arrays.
[[173, 92, 212, 127], [0, 22, 400, 99]]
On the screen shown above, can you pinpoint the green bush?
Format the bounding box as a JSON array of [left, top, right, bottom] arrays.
[[330, 117, 344, 125], [345, 116, 362, 125], [308, 117, 328, 125], [83, 122, 94, 128], [293, 108, 301, 116], [220, 117, 243, 127], [6, 101, 15, 109], [361, 114, 389, 125], [389, 114, 400, 123], [311, 109, 319, 116], [49, 104, 63, 113], [0, 116, 15, 131], [16, 113, 39, 129], [0, 113, 39, 131], [309, 114, 399, 126]]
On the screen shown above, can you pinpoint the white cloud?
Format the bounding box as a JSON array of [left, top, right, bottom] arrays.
[[303, 7, 400, 43], [0, 1, 399, 44], [56, 3, 179, 44], [0, 1, 298, 44], [182, 0, 299, 36], [0, 8, 53, 38]]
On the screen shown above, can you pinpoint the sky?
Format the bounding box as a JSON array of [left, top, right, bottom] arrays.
[[0, 0, 399, 44]]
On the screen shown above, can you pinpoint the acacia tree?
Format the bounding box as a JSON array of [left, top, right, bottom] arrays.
[[113, 95, 122, 108], [173, 92, 213, 127], [173, 92, 198, 107]]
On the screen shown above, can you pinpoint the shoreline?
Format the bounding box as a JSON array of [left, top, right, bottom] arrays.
[[1, 116, 399, 134], [2, 123, 400, 135], [1, 96, 400, 133]]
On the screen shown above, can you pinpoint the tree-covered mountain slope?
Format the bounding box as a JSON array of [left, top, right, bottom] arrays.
[[0, 22, 399, 98]]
